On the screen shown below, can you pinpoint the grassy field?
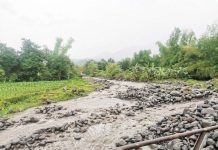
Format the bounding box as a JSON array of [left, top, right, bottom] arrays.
[[0, 78, 94, 117]]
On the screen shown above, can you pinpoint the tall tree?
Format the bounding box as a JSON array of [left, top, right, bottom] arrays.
[[47, 37, 75, 80], [0, 43, 19, 81], [19, 39, 46, 81], [97, 59, 108, 70], [0, 69, 5, 81], [83, 60, 98, 76], [131, 50, 152, 67], [119, 58, 131, 70]]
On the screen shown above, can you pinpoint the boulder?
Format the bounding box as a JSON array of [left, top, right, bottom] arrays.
[[201, 108, 215, 115], [170, 90, 182, 97]]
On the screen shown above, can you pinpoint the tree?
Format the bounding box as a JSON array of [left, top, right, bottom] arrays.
[[132, 50, 152, 67], [180, 30, 196, 46], [119, 58, 131, 70], [0, 37, 79, 82], [47, 37, 75, 80], [157, 28, 197, 67], [152, 54, 160, 67], [84, 60, 98, 76], [0, 69, 5, 81], [97, 59, 108, 70], [107, 58, 115, 63], [196, 24, 218, 78], [157, 28, 182, 67], [19, 39, 46, 81], [47, 55, 72, 80], [105, 63, 121, 78], [167, 28, 181, 47], [198, 24, 218, 65], [0, 43, 19, 81], [53, 37, 74, 56]]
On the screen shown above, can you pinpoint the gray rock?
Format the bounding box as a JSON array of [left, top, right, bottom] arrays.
[[125, 111, 135, 116], [0, 145, 5, 149], [73, 127, 81, 133], [206, 138, 215, 146], [74, 134, 82, 140], [39, 141, 46, 146], [116, 139, 127, 147], [201, 119, 215, 127], [134, 134, 142, 142], [184, 121, 198, 129], [170, 91, 182, 97], [212, 131, 218, 140], [5, 143, 11, 150], [195, 93, 204, 98], [212, 104, 218, 110], [167, 139, 182, 150], [215, 141, 218, 148], [0, 122, 4, 128], [22, 117, 39, 124], [201, 108, 215, 115], [31, 134, 40, 140]]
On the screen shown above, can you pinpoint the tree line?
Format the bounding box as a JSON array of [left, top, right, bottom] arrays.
[[0, 38, 79, 82], [1, 24, 217, 82], [83, 24, 218, 81]]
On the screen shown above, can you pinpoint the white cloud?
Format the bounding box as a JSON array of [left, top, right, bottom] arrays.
[[0, 0, 218, 59]]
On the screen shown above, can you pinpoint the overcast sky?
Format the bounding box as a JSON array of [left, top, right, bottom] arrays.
[[0, 0, 218, 60]]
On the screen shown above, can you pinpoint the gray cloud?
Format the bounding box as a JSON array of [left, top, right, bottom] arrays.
[[0, 1, 16, 14], [0, 0, 218, 59]]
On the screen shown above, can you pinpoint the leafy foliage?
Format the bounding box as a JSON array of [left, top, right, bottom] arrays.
[[0, 38, 79, 82], [83, 23, 218, 81], [0, 43, 19, 80], [0, 69, 5, 81], [105, 63, 121, 79], [83, 60, 98, 77]]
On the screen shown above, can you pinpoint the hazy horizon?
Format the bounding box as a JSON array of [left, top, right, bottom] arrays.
[[0, 0, 218, 60]]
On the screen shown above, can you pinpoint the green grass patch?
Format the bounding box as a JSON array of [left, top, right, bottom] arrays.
[[154, 78, 218, 90], [182, 79, 208, 88], [0, 78, 94, 117]]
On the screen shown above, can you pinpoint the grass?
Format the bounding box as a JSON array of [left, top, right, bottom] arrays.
[[0, 78, 94, 117], [154, 78, 218, 90]]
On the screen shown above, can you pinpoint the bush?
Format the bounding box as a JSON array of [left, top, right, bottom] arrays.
[[0, 69, 5, 82], [83, 60, 98, 77], [96, 70, 107, 78], [9, 73, 18, 82], [187, 61, 214, 80], [105, 63, 121, 79]]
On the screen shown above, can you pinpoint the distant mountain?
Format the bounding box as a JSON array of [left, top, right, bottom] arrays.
[[72, 46, 150, 64], [72, 59, 90, 66], [94, 46, 148, 61]]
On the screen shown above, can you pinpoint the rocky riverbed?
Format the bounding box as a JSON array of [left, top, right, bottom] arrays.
[[116, 100, 218, 149], [0, 78, 217, 150]]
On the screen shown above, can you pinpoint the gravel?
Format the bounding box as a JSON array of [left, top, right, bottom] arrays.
[[116, 100, 218, 149], [117, 83, 212, 107]]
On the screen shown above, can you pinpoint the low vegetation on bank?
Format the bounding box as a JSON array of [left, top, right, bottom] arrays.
[[83, 24, 218, 81], [0, 78, 94, 117]]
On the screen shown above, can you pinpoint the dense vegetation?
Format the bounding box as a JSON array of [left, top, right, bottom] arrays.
[[83, 24, 218, 81], [0, 78, 93, 116], [0, 38, 93, 116], [0, 38, 79, 82]]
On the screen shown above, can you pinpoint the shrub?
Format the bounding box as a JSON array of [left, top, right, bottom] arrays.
[[105, 63, 121, 79], [0, 69, 5, 82]]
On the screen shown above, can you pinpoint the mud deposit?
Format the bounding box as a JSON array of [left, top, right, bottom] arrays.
[[0, 79, 217, 150]]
